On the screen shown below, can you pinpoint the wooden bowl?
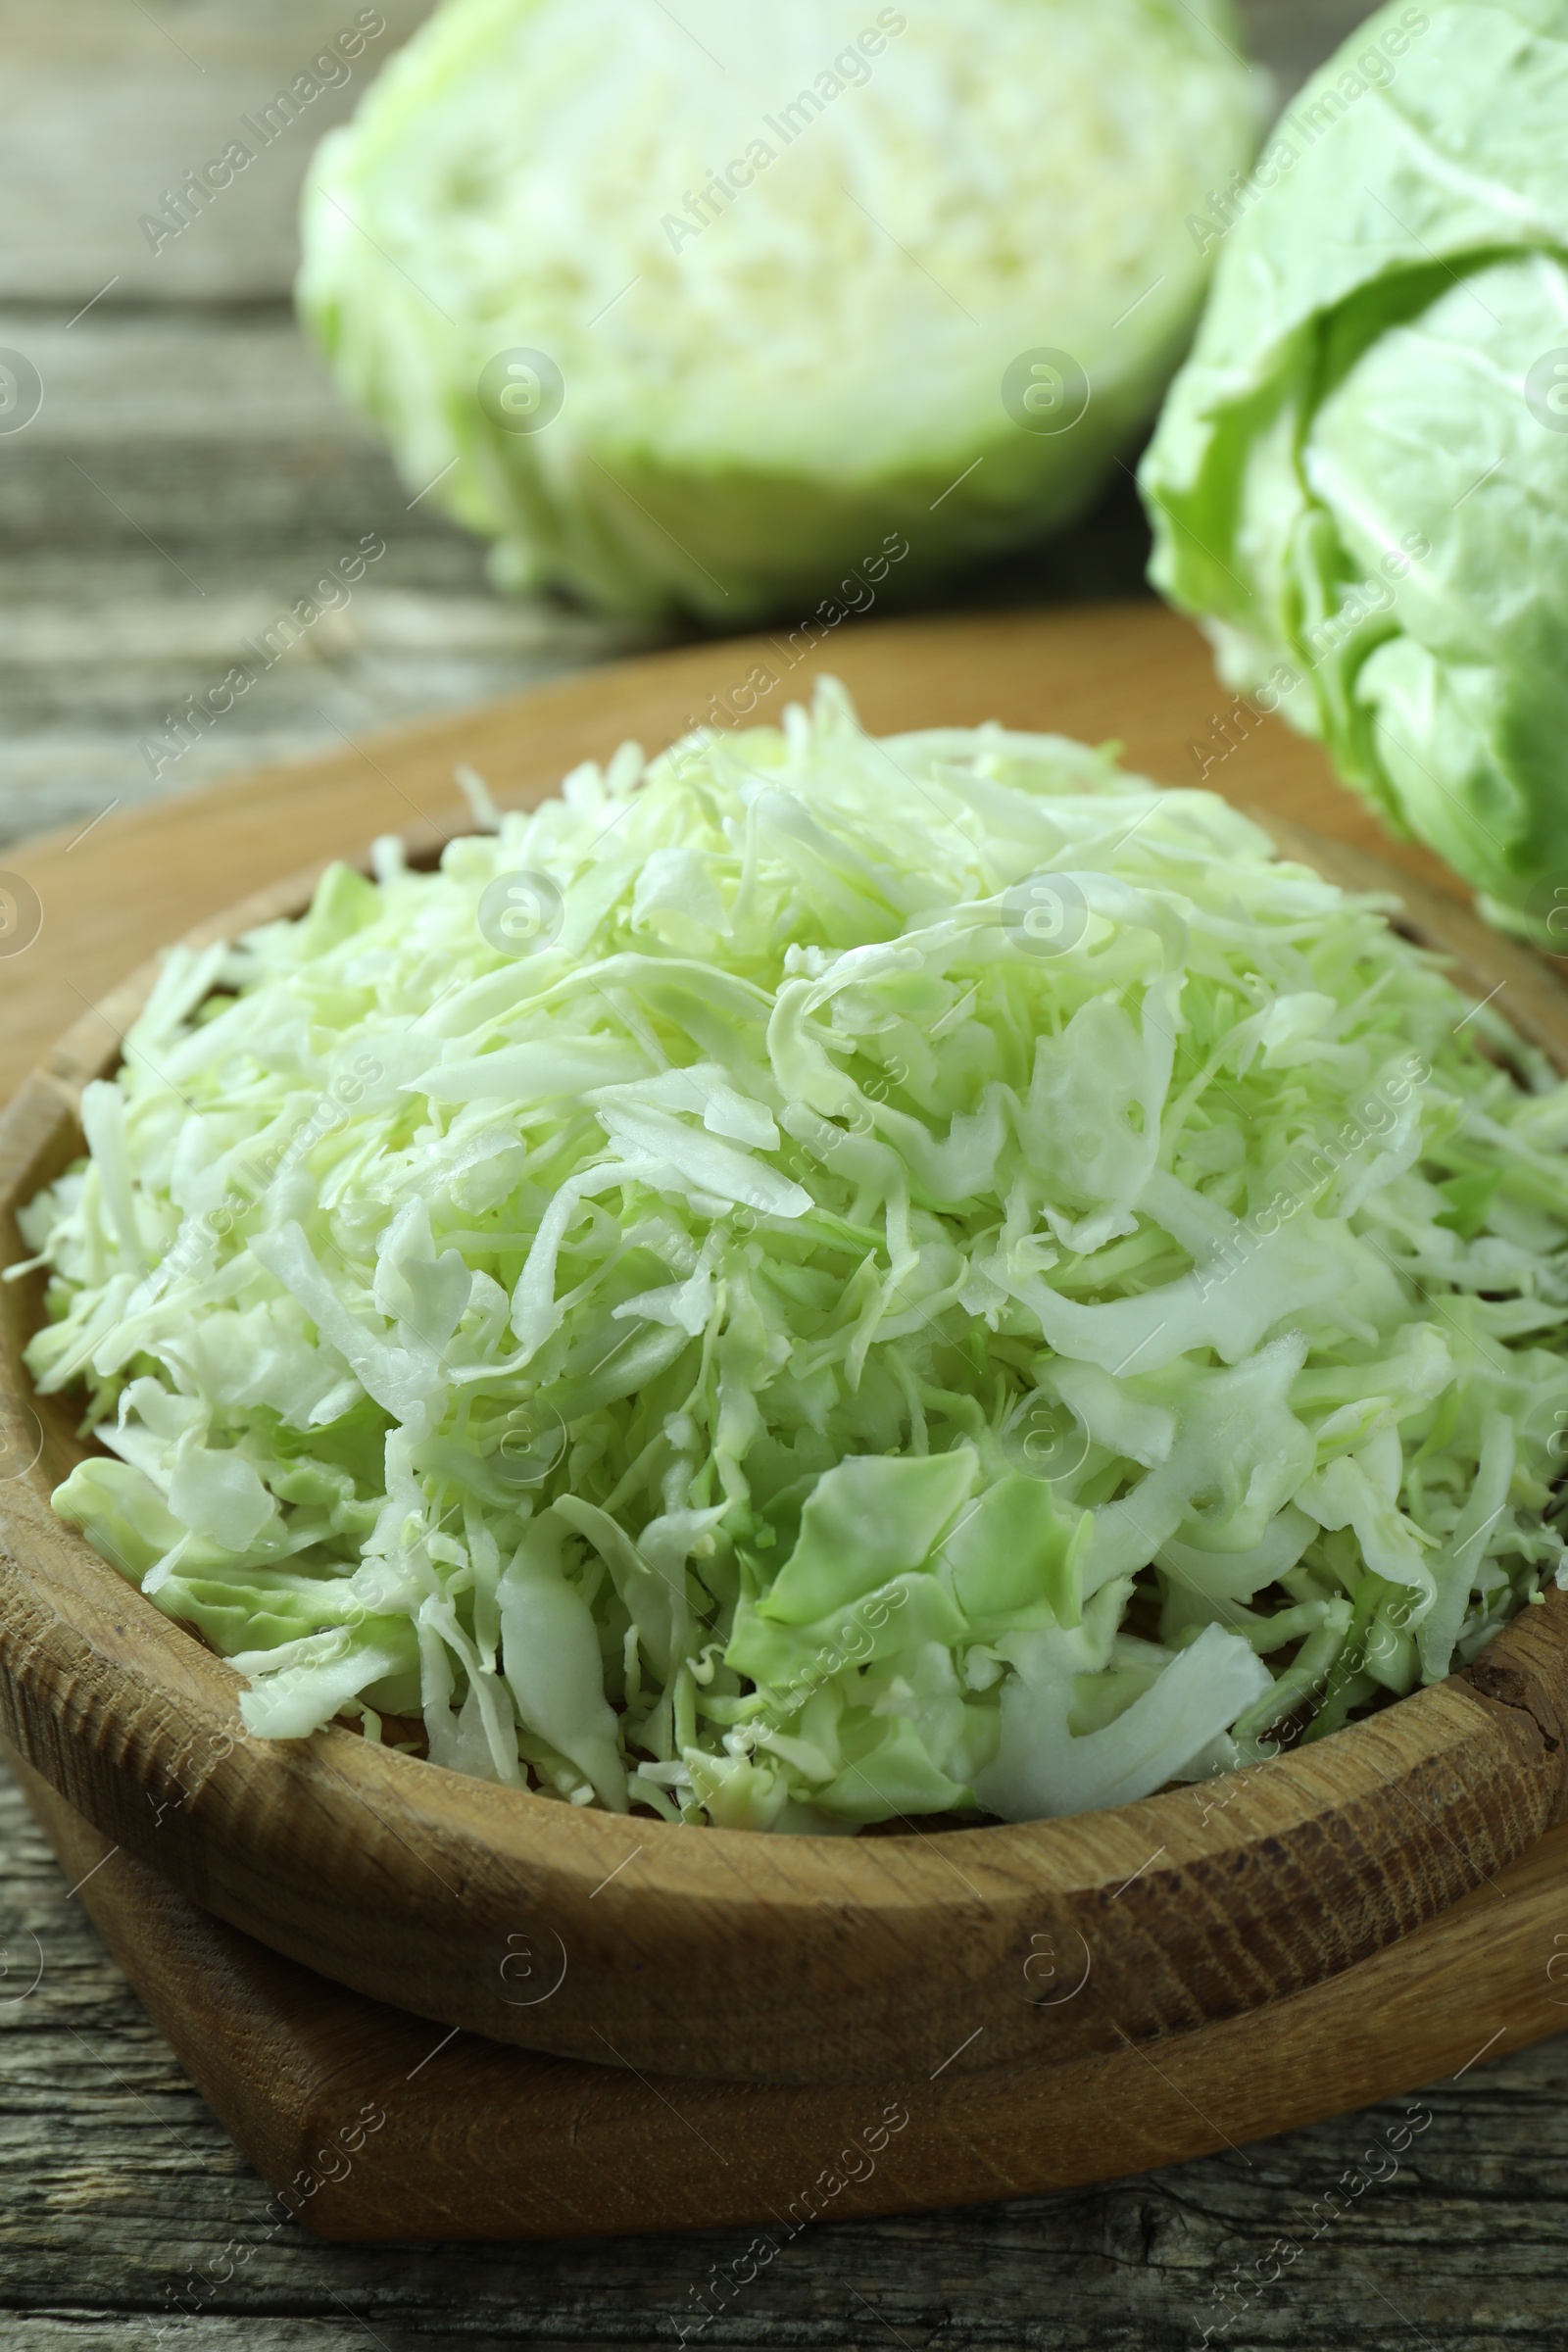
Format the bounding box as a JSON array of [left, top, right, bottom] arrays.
[[4, 632, 1568, 2090]]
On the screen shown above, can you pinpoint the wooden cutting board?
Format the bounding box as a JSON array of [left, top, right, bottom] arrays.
[[2, 602, 1566, 2235], [9, 1742, 1568, 2244]]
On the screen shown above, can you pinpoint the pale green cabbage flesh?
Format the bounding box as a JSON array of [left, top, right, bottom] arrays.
[[18, 683, 1568, 1832], [298, 0, 1260, 620], [1141, 0, 1568, 942]]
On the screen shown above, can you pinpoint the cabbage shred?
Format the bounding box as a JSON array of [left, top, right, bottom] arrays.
[[20, 684, 1568, 1830]]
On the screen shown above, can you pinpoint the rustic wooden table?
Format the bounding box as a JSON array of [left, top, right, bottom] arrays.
[[6, 4, 1566, 2346]]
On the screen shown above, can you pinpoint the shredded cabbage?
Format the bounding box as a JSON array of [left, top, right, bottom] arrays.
[[18, 682, 1568, 1831]]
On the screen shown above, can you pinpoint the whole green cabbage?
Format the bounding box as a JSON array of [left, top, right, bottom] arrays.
[[1142, 0, 1568, 943], [299, 0, 1260, 621]]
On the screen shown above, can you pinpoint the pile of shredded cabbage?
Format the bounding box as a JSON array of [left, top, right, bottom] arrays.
[[18, 682, 1568, 1831]]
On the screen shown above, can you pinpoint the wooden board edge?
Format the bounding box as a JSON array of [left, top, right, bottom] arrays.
[[10, 1739, 1568, 2245]]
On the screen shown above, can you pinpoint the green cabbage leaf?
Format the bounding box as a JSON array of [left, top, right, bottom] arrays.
[[1141, 0, 1568, 941]]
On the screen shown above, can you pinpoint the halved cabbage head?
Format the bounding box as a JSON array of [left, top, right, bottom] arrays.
[[21, 682, 1568, 1832], [1142, 0, 1568, 943], [298, 0, 1262, 619]]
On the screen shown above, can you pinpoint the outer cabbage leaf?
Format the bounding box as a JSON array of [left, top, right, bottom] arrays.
[[1141, 0, 1568, 936]]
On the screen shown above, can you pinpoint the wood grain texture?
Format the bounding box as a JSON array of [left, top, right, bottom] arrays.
[[7, 1738, 1568, 2250], [0, 304, 657, 852], [4, 1752, 1566, 2350], [3, 605, 1568, 2099], [0, 2, 435, 305]]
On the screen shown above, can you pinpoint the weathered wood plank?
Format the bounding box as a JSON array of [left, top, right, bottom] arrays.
[[0, 300, 654, 841], [0, 1, 432, 305]]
